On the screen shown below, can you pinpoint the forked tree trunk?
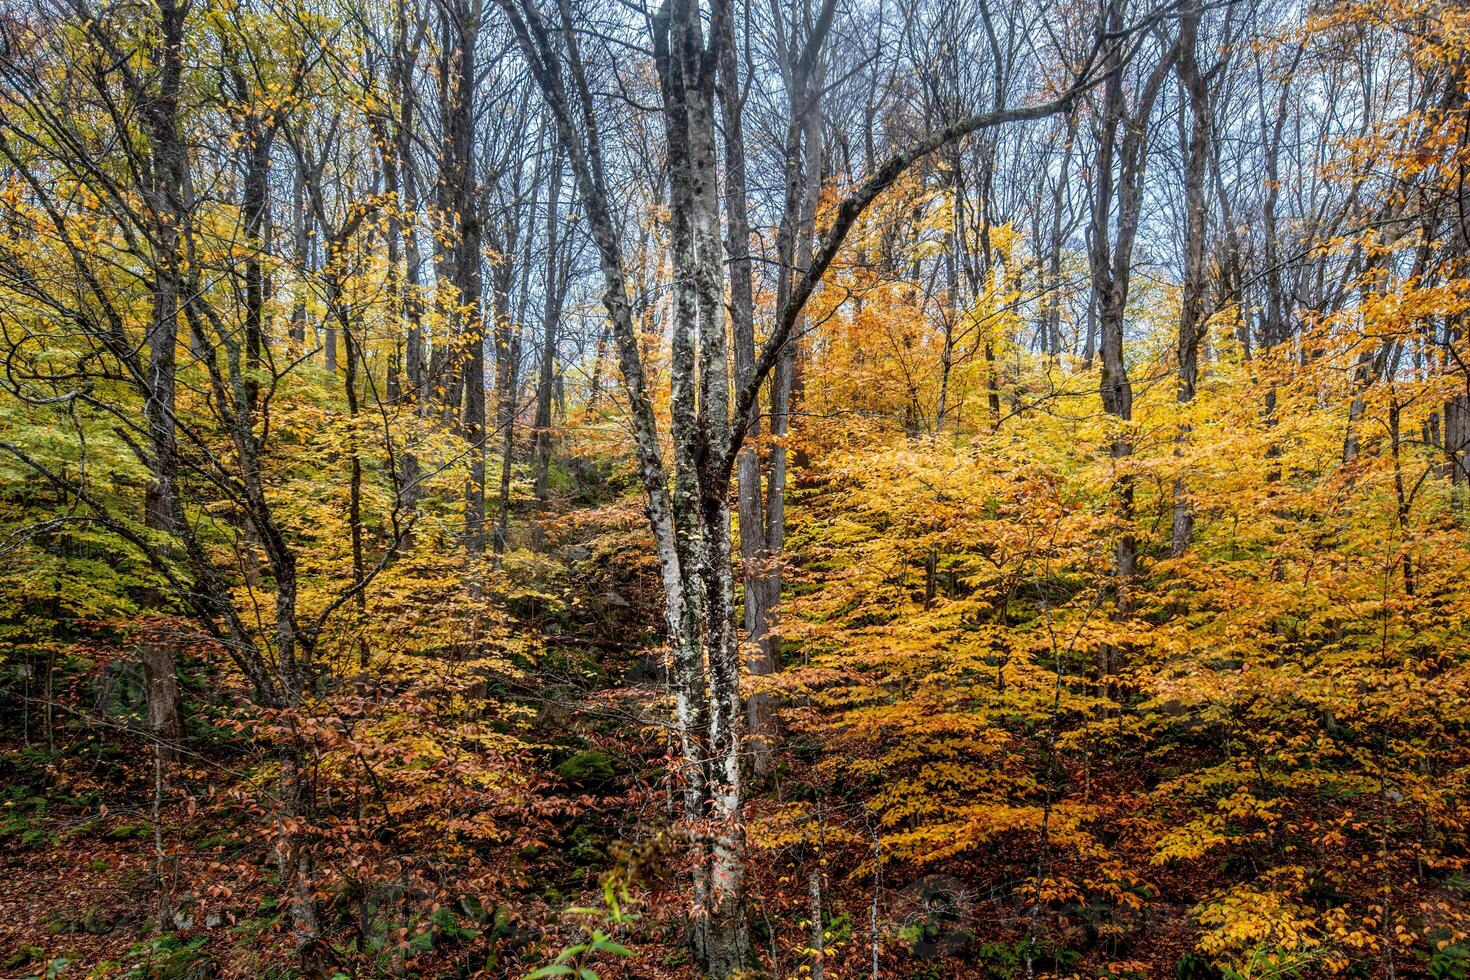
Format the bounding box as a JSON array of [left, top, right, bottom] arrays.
[[495, 0, 1112, 970], [1088, 0, 1176, 591]]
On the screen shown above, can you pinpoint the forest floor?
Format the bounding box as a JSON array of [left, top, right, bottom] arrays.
[[0, 501, 716, 979]]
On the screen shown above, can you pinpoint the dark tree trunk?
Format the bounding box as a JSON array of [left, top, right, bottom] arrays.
[[139, 0, 190, 775], [1171, 0, 1210, 557], [1088, 0, 1175, 586], [532, 143, 567, 546], [140, 641, 183, 766]]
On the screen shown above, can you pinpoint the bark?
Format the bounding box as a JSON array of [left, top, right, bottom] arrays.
[[654, 2, 748, 962], [717, 2, 778, 776], [440, 0, 487, 557], [324, 308, 338, 373], [493, 0, 1116, 968], [280, 741, 323, 970], [140, 641, 183, 766], [390, 1, 429, 539], [237, 109, 272, 411], [1389, 396, 1415, 596], [762, 74, 822, 645], [1043, 110, 1080, 357], [1210, 134, 1248, 359], [532, 142, 567, 546], [1258, 44, 1304, 354], [809, 870, 826, 980], [290, 164, 309, 353], [738, 0, 835, 779], [139, 0, 189, 776], [329, 236, 371, 670], [1171, 0, 1209, 557], [1088, 1, 1176, 586], [492, 137, 539, 560]]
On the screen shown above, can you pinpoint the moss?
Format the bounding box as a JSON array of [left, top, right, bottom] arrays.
[[103, 821, 146, 841], [555, 749, 616, 784], [1, 945, 43, 970]]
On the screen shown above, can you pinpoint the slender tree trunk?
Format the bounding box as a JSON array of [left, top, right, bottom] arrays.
[[290, 165, 309, 354], [444, 0, 487, 558], [1388, 395, 1415, 596], [391, 8, 427, 541], [343, 300, 370, 670], [1044, 110, 1079, 358], [492, 146, 538, 559], [1171, 0, 1209, 557], [239, 118, 272, 411], [750, 15, 827, 765], [809, 870, 826, 980], [531, 144, 566, 547], [1089, 1, 1175, 589], [718, 6, 779, 776], [764, 91, 821, 623], [140, 0, 189, 776]]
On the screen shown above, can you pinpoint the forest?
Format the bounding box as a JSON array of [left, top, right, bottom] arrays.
[[0, 0, 1467, 975]]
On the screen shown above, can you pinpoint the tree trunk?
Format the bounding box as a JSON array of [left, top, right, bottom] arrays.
[[654, 2, 751, 968], [140, 641, 183, 766], [717, 7, 778, 777], [139, 0, 189, 775], [1089, 1, 1175, 588], [492, 144, 539, 560], [290, 164, 310, 354], [391, 4, 427, 542], [1171, 0, 1209, 557], [531, 145, 566, 547], [442, 0, 487, 558]]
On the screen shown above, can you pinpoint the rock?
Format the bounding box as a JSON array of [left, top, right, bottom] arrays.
[[1, 946, 43, 971], [622, 652, 667, 685], [555, 749, 616, 785], [81, 909, 115, 934], [103, 822, 146, 841]]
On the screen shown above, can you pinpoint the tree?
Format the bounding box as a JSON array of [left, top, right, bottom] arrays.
[[0, 0, 420, 955], [488, 0, 1124, 968]]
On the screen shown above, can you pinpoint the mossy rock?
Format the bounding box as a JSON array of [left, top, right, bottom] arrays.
[[567, 824, 605, 866], [555, 750, 616, 785], [1, 945, 43, 970], [80, 908, 118, 934], [103, 822, 146, 841], [129, 935, 217, 980], [45, 910, 80, 935]]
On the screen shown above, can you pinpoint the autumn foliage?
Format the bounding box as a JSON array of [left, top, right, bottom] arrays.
[[2, 0, 1469, 978]]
